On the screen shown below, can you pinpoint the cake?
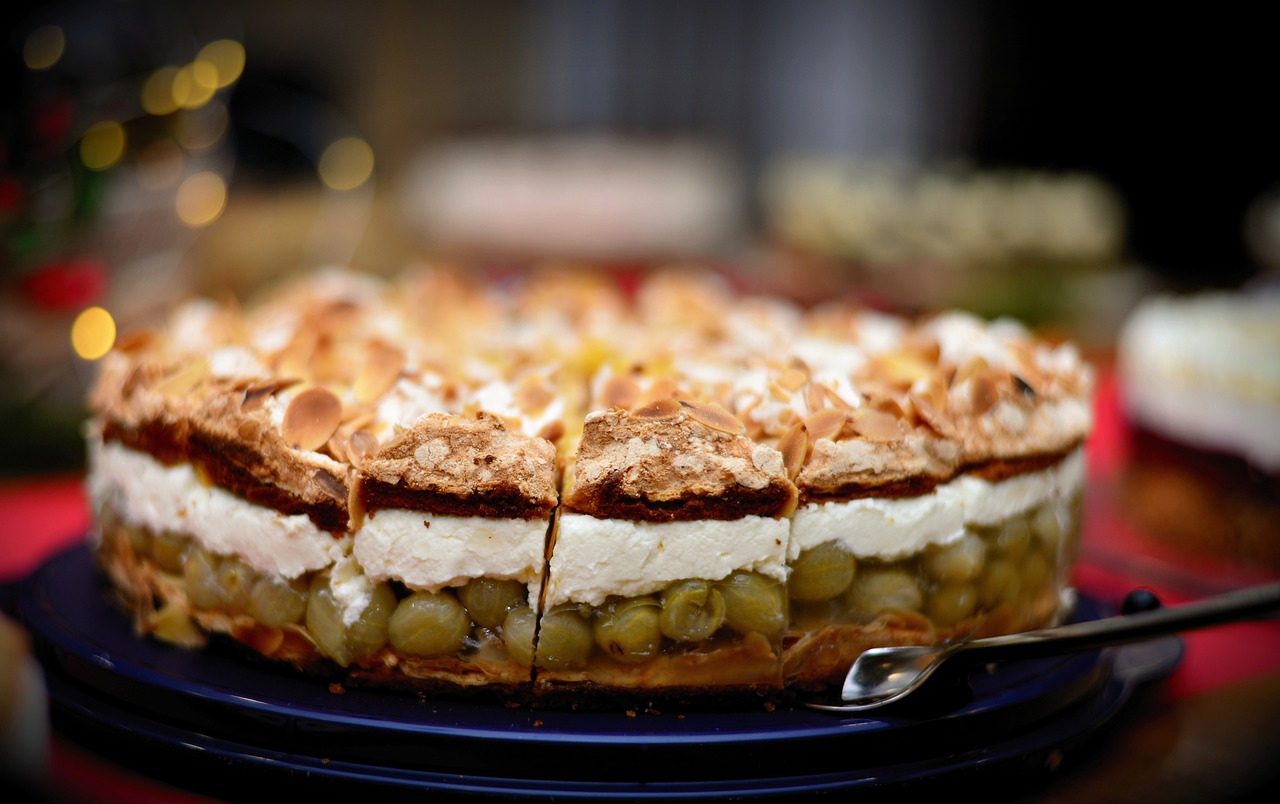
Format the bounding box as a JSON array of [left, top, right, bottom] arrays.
[[86, 265, 1094, 706], [1116, 289, 1280, 569]]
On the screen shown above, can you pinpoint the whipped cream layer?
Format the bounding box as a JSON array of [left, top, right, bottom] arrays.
[[87, 439, 342, 579], [547, 514, 790, 608], [354, 509, 549, 602], [791, 447, 1085, 560]]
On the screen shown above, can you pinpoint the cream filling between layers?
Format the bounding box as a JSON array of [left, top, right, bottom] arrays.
[[87, 439, 343, 580], [790, 446, 1085, 561], [354, 509, 548, 604], [546, 514, 790, 608]]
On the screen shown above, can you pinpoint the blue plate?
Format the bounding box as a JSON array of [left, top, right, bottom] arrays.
[[12, 543, 1181, 800]]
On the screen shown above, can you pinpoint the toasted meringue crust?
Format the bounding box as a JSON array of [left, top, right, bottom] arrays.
[[357, 412, 558, 520], [563, 407, 797, 521]]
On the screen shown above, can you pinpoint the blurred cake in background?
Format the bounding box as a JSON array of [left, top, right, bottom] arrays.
[[759, 158, 1144, 348], [399, 136, 744, 265], [1116, 289, 1280, 569]]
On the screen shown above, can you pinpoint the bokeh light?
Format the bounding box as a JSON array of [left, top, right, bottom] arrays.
[[80, 121, 127, 171], [318, 137, 375, 191], [197, 39, 246, 88], [175, 171, 227, 226], [142, 67, 182, 116], [172, 63, 217, 110], [71, 306, 116, 360], [24, 25, 65, 71]]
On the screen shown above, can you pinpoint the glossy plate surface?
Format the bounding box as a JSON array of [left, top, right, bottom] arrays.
[[14, 543, 1181, 800]]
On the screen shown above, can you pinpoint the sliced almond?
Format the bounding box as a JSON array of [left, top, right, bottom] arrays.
[[680, 400, 746, 435], [347, 477, 366, 531], [850, 409, 903, 442], [821, 384, 854, 410], [630, 398, 683, 421], [876, 350, 933, 388], [969, 372, 999, 414], [515, 376, 556, 417], [601, 374, 641, 410], [273, 330, 318, 381], [347, 429, 380, 464], [282, 387, 343, 451], [909, 387, 955, 438], [803, 408, 847, 442], [153, 358, 209, 397], [353, 342, 405, 404], [538, 419, 566, 443], [953, 355, 989, 387], [804, 382, 827, 413], [869, 393, 907, 420], [312, 468, 347, 502], [241, 378, 301, 412], [776, 367, 808, 394], [778, 421, 809, 479]]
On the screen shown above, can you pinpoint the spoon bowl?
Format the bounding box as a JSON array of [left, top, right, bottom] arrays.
[[806, 580, 1280, 713]]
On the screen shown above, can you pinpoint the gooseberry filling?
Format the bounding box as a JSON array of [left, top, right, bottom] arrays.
[[782, 491, 1083, 687], [532, 570, 788, 675], [98, 506, 538, 677]]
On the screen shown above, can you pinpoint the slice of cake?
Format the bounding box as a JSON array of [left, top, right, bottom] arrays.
[[772, 307, 1090, 688], [89, 270, 564, 698], [1116, 290, 1280, 568]]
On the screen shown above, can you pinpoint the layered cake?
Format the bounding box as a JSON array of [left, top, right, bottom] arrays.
[[1116, 290, 1280, 569], [86, 266, 1094, 705]]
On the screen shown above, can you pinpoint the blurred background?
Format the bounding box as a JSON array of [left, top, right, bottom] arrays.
[[2, 0, 1277, 472]]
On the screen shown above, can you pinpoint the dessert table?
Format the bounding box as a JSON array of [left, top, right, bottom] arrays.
[[2, 373, 1278, 801]]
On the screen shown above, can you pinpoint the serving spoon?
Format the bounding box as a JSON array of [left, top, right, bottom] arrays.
[[806, 581, 1280, 712]]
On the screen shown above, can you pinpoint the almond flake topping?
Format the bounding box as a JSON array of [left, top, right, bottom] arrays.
[[153, 359, 209, 397], [347, 429, 380, 463], [681, 400, 746, 435], [850, 409, 903, 442], [778, 421, 809, 479], [803, 407, 847, 442], [968, 372, 999, 414], [804, 382, 828, 414], [282, 386, 343, 451], [776, 367, 808, 394], [353, 342, 405, 404], [515, 376, 556, 416], [876, 349, 934, 388], [630, 398, 683, 421], [601, 374, 641, 410], [241, 378, 301, 412]]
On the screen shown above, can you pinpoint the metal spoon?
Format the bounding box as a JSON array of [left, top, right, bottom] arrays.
[[806, 580, 1280, 712]]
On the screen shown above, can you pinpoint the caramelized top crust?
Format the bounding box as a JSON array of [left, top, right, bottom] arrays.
[[90, 350, 353, 532], [356, 412, 558, 520], [86, 265, 1094, 526], [563, 406, 798, 522]]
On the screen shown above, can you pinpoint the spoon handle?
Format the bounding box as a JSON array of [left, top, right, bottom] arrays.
[[955, 581, 1280, 664]]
